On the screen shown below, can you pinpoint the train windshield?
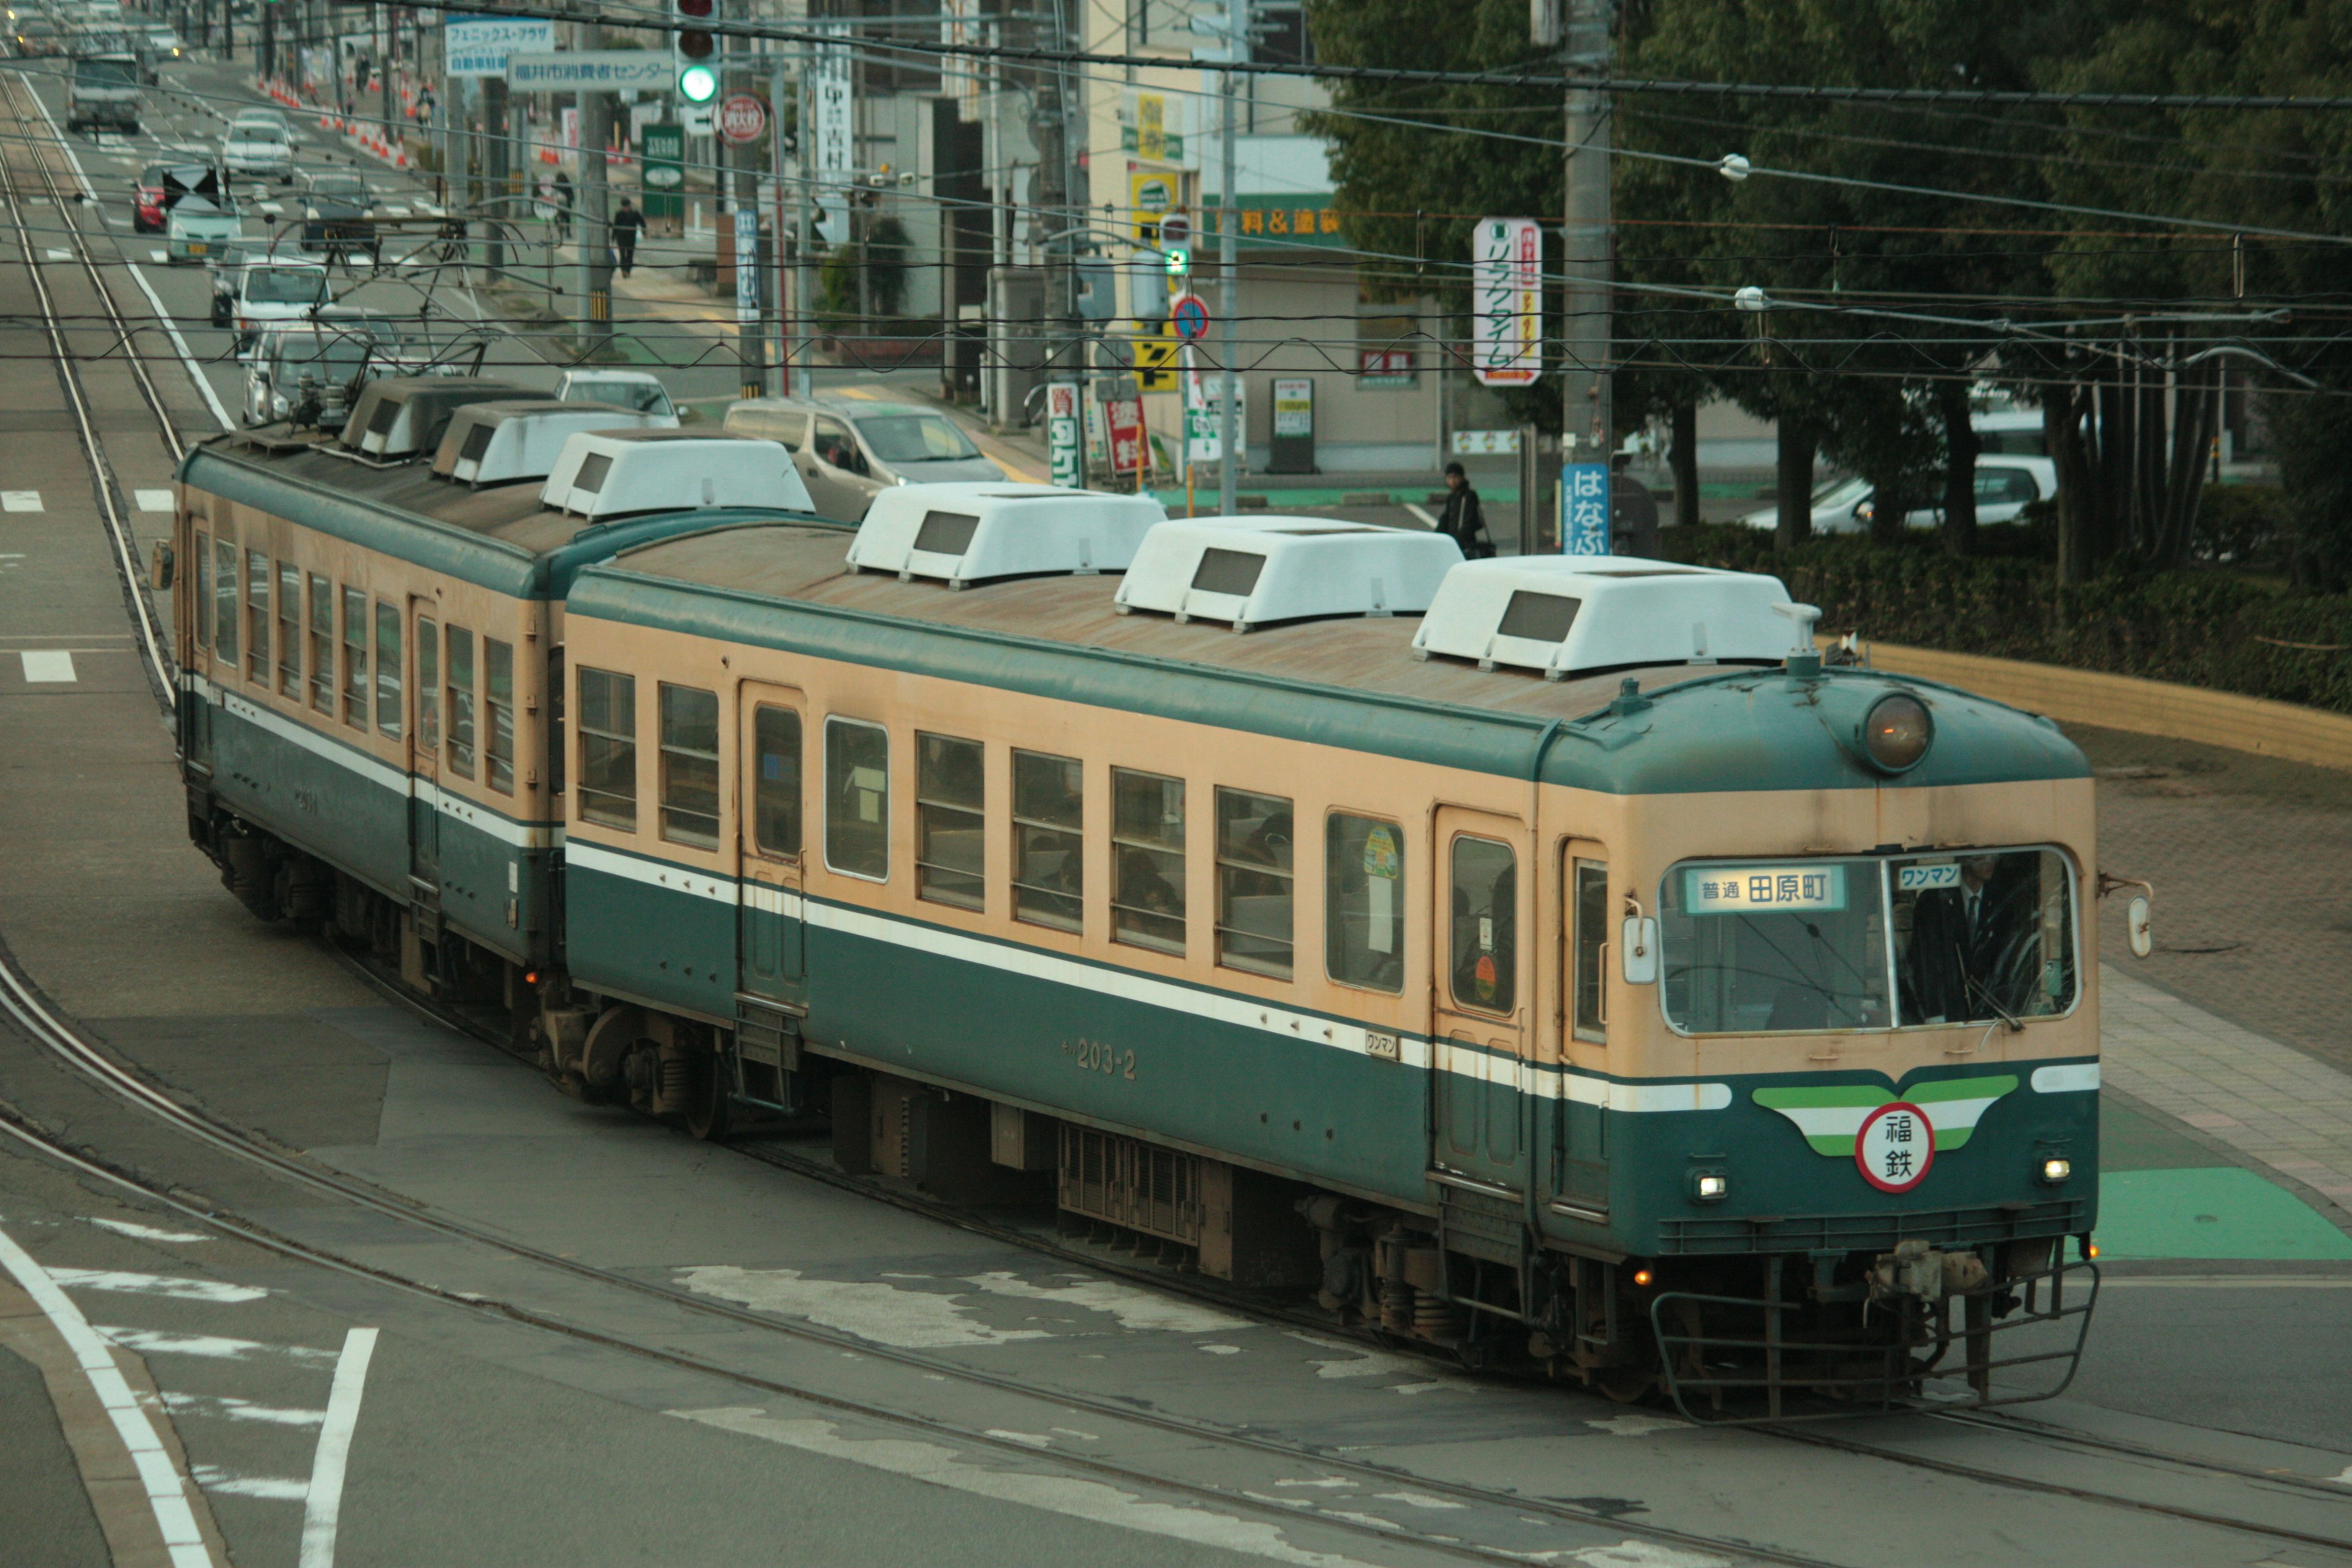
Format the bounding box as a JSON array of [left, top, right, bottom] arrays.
[[1660, 847, 2076, 1034]]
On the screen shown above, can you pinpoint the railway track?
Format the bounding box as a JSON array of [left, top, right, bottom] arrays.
[[2, 64, 2347, 1568]]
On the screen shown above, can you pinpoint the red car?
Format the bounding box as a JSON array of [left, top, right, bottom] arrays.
[[134, 162, 219, 234]]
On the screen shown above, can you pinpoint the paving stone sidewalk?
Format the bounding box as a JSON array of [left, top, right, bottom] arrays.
[[2101, 962, 2352, 1223]]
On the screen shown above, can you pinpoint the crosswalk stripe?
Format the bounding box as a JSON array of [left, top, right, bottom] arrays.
[[21, 652, 77, 683]]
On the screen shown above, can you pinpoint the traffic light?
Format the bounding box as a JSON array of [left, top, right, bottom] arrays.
[[1164, 247, 1189, 277], [676, 0, 717, 103]]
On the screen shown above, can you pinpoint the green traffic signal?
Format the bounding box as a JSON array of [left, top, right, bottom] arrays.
[[1164, 247, 1189, 276], [679, 63, 718, 103]]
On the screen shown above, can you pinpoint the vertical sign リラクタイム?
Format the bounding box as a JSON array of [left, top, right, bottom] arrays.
[[1562, 461, 1611, 555], [1472, 217, 1542, 388], [1047, 383, 1083, 488]]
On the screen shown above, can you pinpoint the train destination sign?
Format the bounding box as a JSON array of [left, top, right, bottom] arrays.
[[1684, 864, 1848, 914]]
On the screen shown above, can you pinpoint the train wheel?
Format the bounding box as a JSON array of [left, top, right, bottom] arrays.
[[685, 1046, 731, 1142], [1597, 1366, 1656, 1404]]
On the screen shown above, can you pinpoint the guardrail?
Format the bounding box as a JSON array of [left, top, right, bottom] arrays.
[[1840, 639, 2352, 772]]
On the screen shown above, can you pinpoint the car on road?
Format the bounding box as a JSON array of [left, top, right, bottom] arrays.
[[133, 159, 217, 233], [66, 51, 140, 134], [723, 395, 1006, 521], [13, 15, 61, 53], [221, 117, 294, 182], [243, 309, 413, 429], [300, 170, 378, 259], [229, 105, 296, 145], [229, 260, 330, 354], [1739, 455, 2059, 533], [165, 189, 240, 263], [143, 25, 180, 66], [553, 368, 679, 423]]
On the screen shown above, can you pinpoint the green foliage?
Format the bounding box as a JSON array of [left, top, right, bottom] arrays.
[[816, 215, 913, 319], [1663, 526, 2352, 712]]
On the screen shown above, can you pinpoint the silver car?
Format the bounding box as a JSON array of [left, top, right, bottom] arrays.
[[723, 397, 1006, 521]]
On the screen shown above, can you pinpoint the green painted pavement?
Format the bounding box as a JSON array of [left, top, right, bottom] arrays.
[[2092, 1167, 2352, 1261]]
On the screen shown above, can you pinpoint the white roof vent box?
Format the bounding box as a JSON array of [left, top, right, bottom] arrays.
[[431, 400, 671, 487], [341, 377, 533, 462], [1114, 517, 1463, 632], [846, 482, 1166, 587], [1412, 557, 1808, 679], [540, 429, 816, 521]]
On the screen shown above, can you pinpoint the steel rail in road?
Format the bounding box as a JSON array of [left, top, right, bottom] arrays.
[[0, 69, 178, 704]]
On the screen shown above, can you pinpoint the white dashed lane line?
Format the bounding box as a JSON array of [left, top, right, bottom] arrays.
[[135, 489, 175, 512], [21, 651, 77, 683], [1, 490, 43, 510]]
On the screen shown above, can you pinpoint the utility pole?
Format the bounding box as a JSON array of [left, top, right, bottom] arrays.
[[1559, 0, 1613, 464], [1028, 0, 1077, 402], [576, 23, 612, 355], [483, 74, 508, 279], [771, 55, 797, 398], [1204, 0, 1246, 517]]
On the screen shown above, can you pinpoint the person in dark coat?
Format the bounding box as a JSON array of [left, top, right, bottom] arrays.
[[1905, 855, 2024, 1022], [611, 196, 645, 277], [551, 169, 575, 243], [1435, 461, 1492, 557]]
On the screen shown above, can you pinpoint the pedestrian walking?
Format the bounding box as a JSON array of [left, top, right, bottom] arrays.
[[611, 196, 644, 278], [551, 169, 574, 244], [1434, 461, 1493, 558]]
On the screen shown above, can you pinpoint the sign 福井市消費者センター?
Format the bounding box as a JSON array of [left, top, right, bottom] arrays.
[[507, 51, 676, 92]]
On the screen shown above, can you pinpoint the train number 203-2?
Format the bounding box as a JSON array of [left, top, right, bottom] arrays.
[[1065, 1038, 1137, 1080]]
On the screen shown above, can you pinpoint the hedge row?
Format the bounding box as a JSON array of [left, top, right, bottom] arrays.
[[1659, 527, 2352, 717]]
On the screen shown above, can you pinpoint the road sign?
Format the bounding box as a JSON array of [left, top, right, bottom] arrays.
[[640, 124, 684, 221], [1172, 293, 1210, 342], [1134, 327, 1178, 393], [1562, 461, 1611, 556], [735, 208, 761, 325], [1158, 210, 1191, 250], [718, 93, 767, 146]]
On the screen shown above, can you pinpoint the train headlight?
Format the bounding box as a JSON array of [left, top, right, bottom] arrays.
[[2040, 1156, 2073, 1185], [1860, 692, 1933, 774]]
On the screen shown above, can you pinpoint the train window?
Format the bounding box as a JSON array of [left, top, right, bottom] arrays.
[[575, 666, 636, 829], [657, 682, 718, 845], [486, 639, 516, 794], [1571, 859, 1608, 1042], [824, 717, 889, 880], [750, 704, 800, 858], [211, 538, 238, 666], [374, 602, 402, 740], [192, 533, 210, 650], [415, 617, 439, 755], [1659, 859, 1889, 1033], [1215, 787, 1293, 979], [1325, 813, 1403, 993], [244, 550, 270, 684], [276, 562, 300, 697], [1111, 769, 1185, 956], [1888, 848, 2076, 1025], [1011, 750, 1082, 932], [446, 626, 476, 777], [1449, 836, 1517, 1014], [340, 587, 368, 729], [307, 575, 333, 713], [915, 733, 984, 910]]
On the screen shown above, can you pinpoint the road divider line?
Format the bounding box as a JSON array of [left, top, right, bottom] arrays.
[[298, 1326, 379, 1568], [126, 263, 233, 431], [0, 1223, 221, 1568]]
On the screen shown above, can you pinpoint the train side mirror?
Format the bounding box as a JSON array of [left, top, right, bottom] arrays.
[[1621, 916, 1658, 986], [2127, 895, 2152, 959], [149, 540, 174, 589]]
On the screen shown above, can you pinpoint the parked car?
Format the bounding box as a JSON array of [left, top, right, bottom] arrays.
[[65, 51, 139, 134], [132, 159, 215, 233], [553, 368, 679, 423], [221, 118, 294, 182], [300, 170, 377, 259], [165, 190, 240, 263], [723, 396, 1005, 521], [229, 260, 331, 355], [1740, 456, 2059, 533]]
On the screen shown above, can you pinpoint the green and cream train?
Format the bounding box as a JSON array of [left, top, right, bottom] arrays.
[[176, 383, 2114, 1414]]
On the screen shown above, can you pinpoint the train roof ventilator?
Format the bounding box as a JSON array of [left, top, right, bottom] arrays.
[[337, 377, 533, 464], [1412, 557, 1808, 679], [1114, 518, 1463, 631], [847, 483, 1167, 588], [431, 400, 671, 488], [541, 429, 816, 521]]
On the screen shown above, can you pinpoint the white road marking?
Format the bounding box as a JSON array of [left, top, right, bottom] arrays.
[[1, 490, 43, 511], [150, 247, 168, 262], [189, 1466, 309, 1502], [671, 1408, 1392, 1568], [134, 488, 176, 513], [126, 265, 233, 431], [984, 1428, 1053, 1448], [21, 651, 78, 683], [1275, 1479, 1356, 1490], [97, 1328, 340, 1365], [2329, 1466, 2352, 1487], [43, 247, 72, 261], [963, 1272, 1252, 1333], [88, 1218, 210, 1242], [47, 1268, 265, 1303], [162, 1390, 326, 1427], [1199, 1343, 1242, 1354], [1373, 1492, 1467, 1510], [0, 1224, 220, 1568], [298, 1327, 379, 1568], [1516, 1545, 1730, 1568], [1586, 1415, 1692, 1438], [676, 1267, 1049, 1349]]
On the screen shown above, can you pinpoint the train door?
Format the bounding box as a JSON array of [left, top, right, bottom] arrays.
[[1428, 806, 1529, 1195], [406, 597, 440, 902], [735, 682, 807, 1011], [1557, 840, 1611, 1216]]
